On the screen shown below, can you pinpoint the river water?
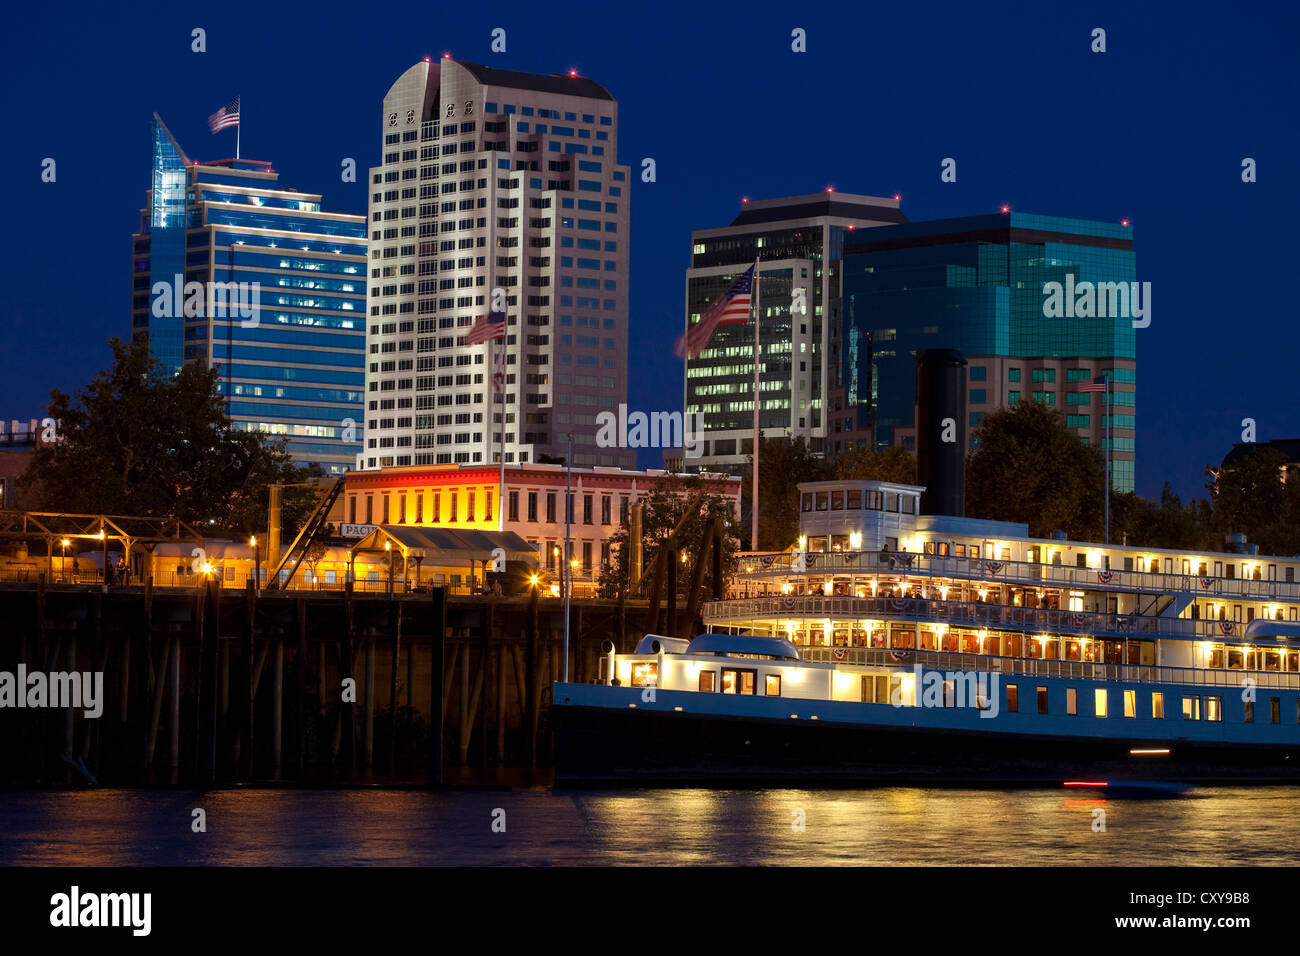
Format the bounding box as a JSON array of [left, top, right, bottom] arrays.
[[2, 786, 1297, 866]]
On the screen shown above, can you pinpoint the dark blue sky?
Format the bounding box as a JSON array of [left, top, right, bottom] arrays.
[[3, 0, 1295, 500]]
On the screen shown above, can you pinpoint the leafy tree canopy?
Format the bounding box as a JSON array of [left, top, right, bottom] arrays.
[[21, 338, 316, 537]]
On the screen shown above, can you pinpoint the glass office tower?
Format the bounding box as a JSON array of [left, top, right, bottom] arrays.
[[131, 115, 367, 475], [843, 212, 1138, 492]]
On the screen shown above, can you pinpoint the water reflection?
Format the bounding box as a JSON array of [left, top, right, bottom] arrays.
[[1, 787, 1297, 866]]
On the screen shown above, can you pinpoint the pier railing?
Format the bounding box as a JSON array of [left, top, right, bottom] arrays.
[[797, 645, 1300, 690], [733, 550, 1300, 603], [703, 594, 1254, 643]]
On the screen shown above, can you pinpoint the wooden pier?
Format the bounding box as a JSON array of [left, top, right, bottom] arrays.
[[0, 579, 685, 787]]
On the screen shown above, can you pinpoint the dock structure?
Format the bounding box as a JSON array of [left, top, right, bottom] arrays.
[[0, 578, 675, 787]]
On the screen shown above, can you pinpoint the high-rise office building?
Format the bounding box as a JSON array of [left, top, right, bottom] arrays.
[[843, 212, 1138, 492], [683, 192, 906, 475], [362, 59, 631, 471], [131, 115, 367, 475]]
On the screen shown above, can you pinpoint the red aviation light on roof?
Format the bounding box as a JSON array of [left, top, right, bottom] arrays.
[[1121, 218, 1130, 226], [443, 52, 451, 59], [1001, 205, 1010, 214], [894, 193, 901, 201], [569, 68, 578, 77], [826, 186, 834, 193], [741, 197, 749, 204], [423, 56, 431, 63]]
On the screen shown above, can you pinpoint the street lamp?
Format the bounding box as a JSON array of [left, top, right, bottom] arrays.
[[250, 535, 260, 593], [60, 538, 70, 583]]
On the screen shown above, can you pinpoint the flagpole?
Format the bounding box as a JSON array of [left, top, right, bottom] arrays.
[[1104, 375, 1110, 545], [236, 96, 240, 160], [751, 256, 761, 552], [497, 339, 505, 534]]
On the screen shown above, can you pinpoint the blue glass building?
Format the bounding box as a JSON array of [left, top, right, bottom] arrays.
[[131, 115, 367, 475], [843, 212, 1138, 492]]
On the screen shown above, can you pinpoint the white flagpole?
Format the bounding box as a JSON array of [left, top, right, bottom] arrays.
[[751, 257, 761, 552], [497, 338, 505, 533], [236, 96, 241, 160], [1104, 375, 1110, 545]]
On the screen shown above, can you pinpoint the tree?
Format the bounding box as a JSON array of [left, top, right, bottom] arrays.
[[1110, 483, 1209, 551], [1207, 448, 1300, 555], [742, 436, 829, 551], [21, 337, 315, 537], [598, 473, 739, 598], [828, 444, 917, 484], [965, 399, 1105, 539]]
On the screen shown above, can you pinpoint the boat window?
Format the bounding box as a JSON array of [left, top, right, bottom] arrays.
[[1066, 688, 1078, 715], [698, 671, 716, 693], [1244, 700, 1254, 723], [765, 674, 781, 696], [801, 493, 813, 512], [1095, 689, 1108, 717], [846, 489, 862, 509], [830, 491, 844, 511], [721, 668, 756, 695], [631, 662, 658, 687], [1271, 697, 1281, 724], [1151, 692, 1164, 719], [1006, 684, 1018, 713], [1036, 686, 1048, 714], [1184, 696, 1201, 720], [1207, 697, 1223, 722], [815, 492, 828, 511], [1123, 689, 1135, 717]]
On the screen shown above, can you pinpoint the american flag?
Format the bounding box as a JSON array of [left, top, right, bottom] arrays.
[[208, 97, 241, 133], [674, 265, 755, 359], [1079, 375, 1107, 393], [465, 309, 505, 345]]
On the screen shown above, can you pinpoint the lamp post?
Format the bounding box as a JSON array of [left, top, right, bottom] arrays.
[[385, 539, 394, 599], [250, 536, 260, 593], [60, 538, 70, 583], [563, 432, 573, 682]]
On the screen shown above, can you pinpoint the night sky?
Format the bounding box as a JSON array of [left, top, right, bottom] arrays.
[[3, 0, 1295, 500]]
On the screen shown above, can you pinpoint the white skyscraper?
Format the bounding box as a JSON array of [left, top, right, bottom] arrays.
[[362, 58, 632, 470]]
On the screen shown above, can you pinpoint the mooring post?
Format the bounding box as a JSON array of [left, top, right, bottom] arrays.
[[168, 634, 181, 776], [389, 597, 400, 773], [272, 631, 284, 780], [64, 639, 76, 779], [526, 585, 539, 772], [204, 578, 222, 784], [237, 580, 253, 781], [135, 576, 154, 779], [429, 586, 446, 786], [496, 644, 506, 766], [296, 598, 307, 775], [364, 626, 375, 770], [341, 582, 356, 775], [458, 633, 469, 765]]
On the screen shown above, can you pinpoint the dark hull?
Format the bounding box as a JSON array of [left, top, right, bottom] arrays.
[[552, 704, 1300, 787]]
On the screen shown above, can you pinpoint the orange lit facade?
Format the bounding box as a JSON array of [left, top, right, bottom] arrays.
[[345, 464, 740, 590]]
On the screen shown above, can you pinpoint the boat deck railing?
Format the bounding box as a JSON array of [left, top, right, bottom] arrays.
[[703, 595, 1257, 643], [798, 645, 1300, 690], [733, 549, 1298, 603]]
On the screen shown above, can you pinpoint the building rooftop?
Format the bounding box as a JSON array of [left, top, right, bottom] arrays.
[[727, 192, 907, 229], [455, 61, 615, 101]]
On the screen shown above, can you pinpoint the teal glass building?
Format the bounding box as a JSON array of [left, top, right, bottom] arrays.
[[132, 115, 367, 475], [843, 212, 1138, 492]]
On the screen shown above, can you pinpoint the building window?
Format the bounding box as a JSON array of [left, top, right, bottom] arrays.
[[527, 492, 538, 521], [508, 491, 519, 522], [601, 495, 611, 524], [583, 494, 593, 524], [1008, 368, 1021, 382], [546, 492, 556, 522]]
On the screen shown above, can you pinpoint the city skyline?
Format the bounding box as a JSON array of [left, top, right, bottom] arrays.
[[2, 3, 1296, 501]]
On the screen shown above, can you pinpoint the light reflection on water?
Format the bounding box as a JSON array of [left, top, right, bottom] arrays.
[[1, 787, 1297, 866]]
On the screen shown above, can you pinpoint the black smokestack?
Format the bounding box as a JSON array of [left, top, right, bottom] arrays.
[[916, 348, 967, 516]]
